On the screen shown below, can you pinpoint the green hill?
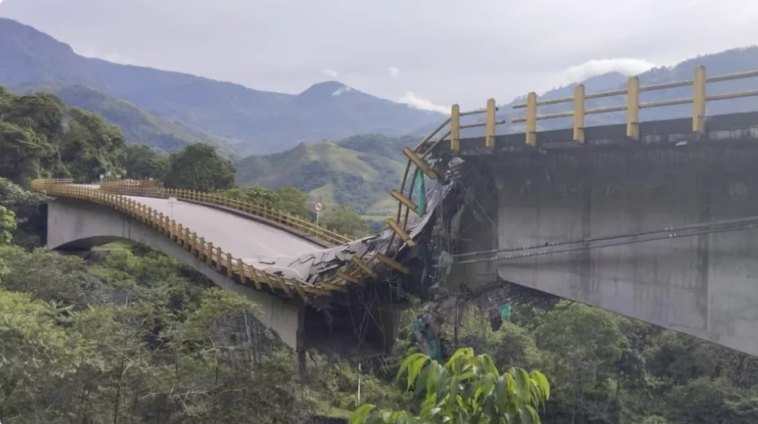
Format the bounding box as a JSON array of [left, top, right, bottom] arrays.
[[235, 134, 417, 217], [15, 84, 242, 157]]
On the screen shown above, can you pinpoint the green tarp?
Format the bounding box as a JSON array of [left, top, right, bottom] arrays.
[[413, 168, 426, 216]]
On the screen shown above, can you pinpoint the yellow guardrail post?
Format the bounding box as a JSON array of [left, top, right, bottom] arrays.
[[485, 99, 497, 148], [626, 76, 640, 139], [525, 92, 537, 146], [450, 104, 460, 152], [573, 85, 585, 143], [693, 65, 706, 133], [236, 258, 246, 284], [247, 264, 262, 290]]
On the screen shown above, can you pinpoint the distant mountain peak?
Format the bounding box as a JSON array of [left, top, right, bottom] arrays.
[[298, 81, 357, 98]]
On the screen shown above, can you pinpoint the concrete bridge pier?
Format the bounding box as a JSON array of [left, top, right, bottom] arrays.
[[448, 143, 758, 357]]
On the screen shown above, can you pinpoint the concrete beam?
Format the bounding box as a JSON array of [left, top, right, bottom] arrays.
[[451, 141, 758, 357]]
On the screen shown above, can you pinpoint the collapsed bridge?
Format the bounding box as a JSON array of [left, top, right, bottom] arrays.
[[38, 65, 758, 358]]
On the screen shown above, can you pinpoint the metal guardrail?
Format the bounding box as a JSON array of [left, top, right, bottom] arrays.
[[32, 179, 343, 301], [98, 179, 352, 246], [509, 66, 758, 146]]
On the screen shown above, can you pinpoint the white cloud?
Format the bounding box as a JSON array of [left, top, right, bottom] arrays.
[[321, 68, 339, 78], [331, 85, 352, 96], [559, 58, 657, 85], [76, 46, 135, 65], [387, 66, 400, 77], [398, 92, 447, 114], [101, 52, 135, 65]]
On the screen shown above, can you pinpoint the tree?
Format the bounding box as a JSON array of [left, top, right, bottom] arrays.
[[59, 108, 126, 182], [225, 184, 279, 208], [122, 144, 169, 180], [274, 186, 308, 218], [0, 178, 50, 247], [164, 143, 236, 192], [0, 122, 66, 184], [0, 206, 15, 245], [351, 348, 550, 424], [3, 93, 65, 143], [321, 206, 368, 239]]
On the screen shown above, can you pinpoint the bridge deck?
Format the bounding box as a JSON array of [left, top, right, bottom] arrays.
[[130, 196, 321, 260]]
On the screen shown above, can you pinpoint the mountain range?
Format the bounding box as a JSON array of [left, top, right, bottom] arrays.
[[0, 17, 443, 156]]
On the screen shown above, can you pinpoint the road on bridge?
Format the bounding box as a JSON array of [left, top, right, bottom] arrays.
[[129, 196, 321, 260]]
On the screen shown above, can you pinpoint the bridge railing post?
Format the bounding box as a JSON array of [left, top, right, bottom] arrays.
[[237, 258, 246, 284], [525, 92, 537, 146], [215, 247, 223, 271], [693, 65, 706, 134], [450, 104, 460, 152], [573, 85, 585, 143], [485, 99, 497, 148], [626, 76, 640, 139], [226, 253, 233, 278], [247, 264, 262, 290], [207, 242, 214, 266]]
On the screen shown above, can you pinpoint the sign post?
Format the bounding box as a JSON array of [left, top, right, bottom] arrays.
[[314, 200, 323, 226]]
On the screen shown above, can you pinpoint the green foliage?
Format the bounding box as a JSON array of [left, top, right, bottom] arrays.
[[352, 348, 550, 424], [665, 377, 758, 424], [275, 186, 309, 217], [123, 144, 169, 179], [321, 205, 369, 239], [2, 92, 65, 142], [0, 246, 100, 308], [59, 107, 127, 182], [224, 184, 310, 218], [225, 184, 279, 208], [235, 137, 406, 216], [0, 121, 66, 184], [165, 143, 236, 191], [0, 288, 88, 416], [0, 177, 50, 247], [0, 205, 15, 245], [44, 85, 240, 156]]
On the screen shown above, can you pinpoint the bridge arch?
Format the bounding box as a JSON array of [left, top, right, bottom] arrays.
[[47, 197, 303, 349]]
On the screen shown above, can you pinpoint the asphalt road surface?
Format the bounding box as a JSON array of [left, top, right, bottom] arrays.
[[129, 196, 321, 260]]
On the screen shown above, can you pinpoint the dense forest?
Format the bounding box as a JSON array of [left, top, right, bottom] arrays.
[[3, 87, 758, 424]]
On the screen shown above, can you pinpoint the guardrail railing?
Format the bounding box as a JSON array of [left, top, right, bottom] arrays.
[[32, 179, 342, 302], [511, 65, 758, 146], [98, 179, 352, 246]]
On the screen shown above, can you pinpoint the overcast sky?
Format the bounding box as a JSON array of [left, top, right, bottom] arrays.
[[2, 0, 758, 110]]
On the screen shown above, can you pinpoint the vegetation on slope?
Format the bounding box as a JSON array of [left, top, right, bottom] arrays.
[[235, 134, 418, 218], [14, 84, 242, 157]]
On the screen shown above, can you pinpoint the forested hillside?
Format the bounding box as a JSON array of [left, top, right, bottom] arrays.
[[16, 84, 242, 156], [235, 134, 416, 218]]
